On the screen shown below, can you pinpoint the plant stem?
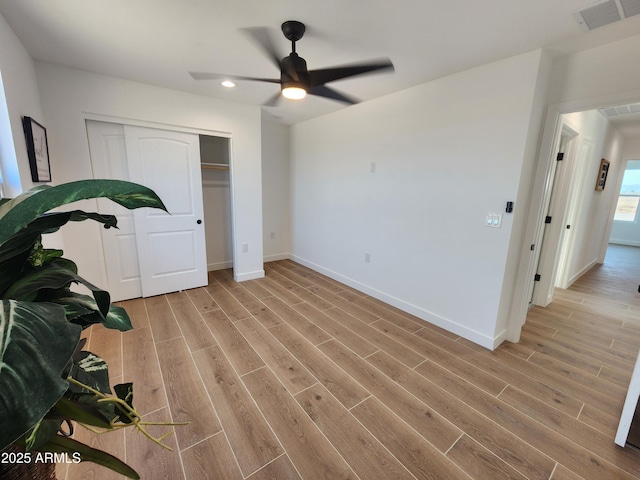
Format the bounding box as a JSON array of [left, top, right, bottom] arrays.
[[66, 377, 186, 450]]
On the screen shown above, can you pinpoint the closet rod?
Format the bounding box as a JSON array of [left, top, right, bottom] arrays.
[[201, 163, 229, 170]]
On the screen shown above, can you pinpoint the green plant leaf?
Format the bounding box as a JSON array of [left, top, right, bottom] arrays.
[[0, 233, 41, 297], [52, 292, 134, 331], [31, 210, 118, 234], [28, 245, 63, 267], [0, 203, 134, 296], [0, 300, 81, 450], [102, 304, 134, 331], [51, 396, 112, 429], [69, 351, 111, 394], [0, 180, 166, 247], [113, 383, 135, 424], [4, 262, 110, 315], [23, 419, 63, 452], [37, 434, 140, 479]]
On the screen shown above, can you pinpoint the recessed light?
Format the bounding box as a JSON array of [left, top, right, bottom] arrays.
[[221, 80, 236, 88]]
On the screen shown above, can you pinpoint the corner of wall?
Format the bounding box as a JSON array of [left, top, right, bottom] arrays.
[[497, 49, 555, 343]]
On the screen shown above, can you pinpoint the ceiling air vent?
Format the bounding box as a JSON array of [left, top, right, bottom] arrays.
[[600, 102, 640, 117], [573, 0, 640, 30], [620, 0, 640, 17]]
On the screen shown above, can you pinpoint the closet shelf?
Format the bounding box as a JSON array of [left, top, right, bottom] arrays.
[[201, 162, 229, 170]]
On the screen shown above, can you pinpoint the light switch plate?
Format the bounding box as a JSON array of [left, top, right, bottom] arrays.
[[485, 213, 502, 228]]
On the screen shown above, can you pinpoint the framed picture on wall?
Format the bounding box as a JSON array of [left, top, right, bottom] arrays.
[[595, 158, 609, 191], [22, 116, 51, 182]]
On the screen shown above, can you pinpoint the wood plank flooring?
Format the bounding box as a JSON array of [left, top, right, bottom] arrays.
[[57, 245, 640, 479]]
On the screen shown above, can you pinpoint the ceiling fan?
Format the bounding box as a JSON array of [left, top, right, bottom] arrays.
[[190, 20, 394, 106]]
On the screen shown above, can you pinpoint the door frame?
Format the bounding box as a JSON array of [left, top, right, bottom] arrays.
[[529, 123, 579, 306], [83, 112, 238, 283]]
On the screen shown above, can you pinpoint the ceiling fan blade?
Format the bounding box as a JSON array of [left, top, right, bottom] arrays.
[[189, 71, 280, 83], [263, 92, 282, 107], [241, 27, 285, 72], [308, 85, 359, 104], [308, 58, 394, 87]]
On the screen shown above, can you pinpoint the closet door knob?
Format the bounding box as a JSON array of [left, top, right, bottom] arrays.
[[197, 219, 202, 225]]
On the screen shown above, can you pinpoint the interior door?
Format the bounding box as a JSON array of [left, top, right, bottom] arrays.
[[86, 121, 142, 301], [124, 125, 208, 297], [530, 126, 578, 306]]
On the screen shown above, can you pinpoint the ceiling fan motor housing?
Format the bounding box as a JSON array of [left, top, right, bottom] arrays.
[[281, 53, 309, 90]]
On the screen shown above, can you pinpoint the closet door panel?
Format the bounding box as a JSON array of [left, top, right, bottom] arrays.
[[125, 125, 208, 297], [86, 120, 142, 301]]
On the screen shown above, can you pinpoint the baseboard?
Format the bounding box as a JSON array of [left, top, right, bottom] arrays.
[[264, 253, 291, 262], [566, 257, 598, 288], [208, 261, 233, 271], [234, 269, 265, 282], [609, 239, 640, 247], [290, 254, 498, 350]]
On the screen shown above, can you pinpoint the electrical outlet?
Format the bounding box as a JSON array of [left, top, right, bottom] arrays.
[[365, 253, 371, 263], [242, 243, 249, 253]]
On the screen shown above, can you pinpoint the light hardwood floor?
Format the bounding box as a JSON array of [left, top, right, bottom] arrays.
[[57, 245, 640, 479]]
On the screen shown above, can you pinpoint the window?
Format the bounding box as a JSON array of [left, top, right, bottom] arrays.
[[614, 160, 640, 222]]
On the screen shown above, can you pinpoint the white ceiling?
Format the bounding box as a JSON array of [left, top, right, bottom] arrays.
[[2, 0, 640, 126]]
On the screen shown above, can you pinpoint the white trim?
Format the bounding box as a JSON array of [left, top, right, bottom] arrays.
[[208, 261, 233, 271], [264, 253, 291, 262], [234, 269, 265, 282], [83, 112, 232, 138], [291, 254, 499, 350], [616, 351, 640, 446], [610, 239, 640, 247], [565, 257, 598, 288]]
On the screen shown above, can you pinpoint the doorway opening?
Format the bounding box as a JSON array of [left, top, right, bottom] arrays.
[[510, 98, 640, 343], [200, 134, 233, 272]]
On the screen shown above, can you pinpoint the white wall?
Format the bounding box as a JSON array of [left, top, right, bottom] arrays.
[[548, 33, 640, 108], [290, 50, 546, 348], [610, 144, 640, 246], [34, 62, 264, 287], [0, 14, 43, 196], [261, 117, 291, 261]]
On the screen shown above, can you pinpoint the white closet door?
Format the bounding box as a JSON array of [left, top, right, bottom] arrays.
[[86, 120, 142, 301], [124, 125, 208, 297]]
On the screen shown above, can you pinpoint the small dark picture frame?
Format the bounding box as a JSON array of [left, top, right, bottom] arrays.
[[595, 158, 609, 191], [22, 116, 51, 182]]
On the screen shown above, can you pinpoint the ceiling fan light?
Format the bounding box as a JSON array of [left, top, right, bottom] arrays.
[[282, 86, 307, 100]]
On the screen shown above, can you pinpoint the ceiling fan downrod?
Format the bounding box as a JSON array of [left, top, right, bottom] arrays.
[[281, 20, 306, 54]]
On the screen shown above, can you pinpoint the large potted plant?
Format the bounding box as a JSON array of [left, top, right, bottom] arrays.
[[0, 180, 175, 479]]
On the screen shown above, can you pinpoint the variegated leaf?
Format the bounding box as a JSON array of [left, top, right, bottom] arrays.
[[0, 180, 166, 247], [69, 351, 111, 394], [0, 300, 81, 450], [52, 293, 133, 331], [3, 262, 110, 315]]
